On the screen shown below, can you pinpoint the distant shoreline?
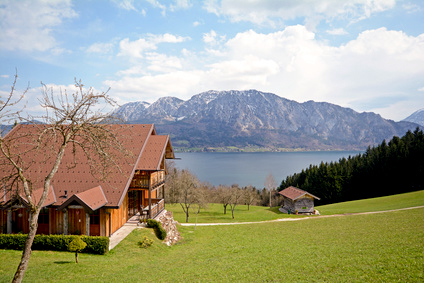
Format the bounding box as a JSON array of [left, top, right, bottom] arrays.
[[175, 146, 365, 153]]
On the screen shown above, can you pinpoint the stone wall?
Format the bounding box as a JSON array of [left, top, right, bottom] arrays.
[[156, 210, 181, 246]]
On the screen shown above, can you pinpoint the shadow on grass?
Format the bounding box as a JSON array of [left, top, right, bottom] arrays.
[[268, 207, 283, 214], [54, 261, 73, 264]]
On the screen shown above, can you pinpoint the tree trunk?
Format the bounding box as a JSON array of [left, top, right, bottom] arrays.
[[223, 204, 227, 214], [75, 252, 78, 263], [12, 210, 39, 283], [231, 205, 236, 219]]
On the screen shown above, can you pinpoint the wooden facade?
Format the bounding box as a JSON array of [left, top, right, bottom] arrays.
[[0, 124, 175, 238], [279, 186, 320, 214]]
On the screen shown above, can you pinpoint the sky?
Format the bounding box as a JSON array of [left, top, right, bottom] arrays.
[[0, 0, 423, 122]]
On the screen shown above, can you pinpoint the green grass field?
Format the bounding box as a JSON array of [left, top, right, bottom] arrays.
[[1, 191, 423, 282], [167, 190, 424, 223]]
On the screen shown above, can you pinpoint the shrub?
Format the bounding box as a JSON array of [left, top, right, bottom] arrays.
[[0, 234, 109, 254], [68, 236, 87, 263], [138, 236, 153, 248], [0, 234, 26, 250], [146, 219, 167, 240], [80, 236, 109, 255], [146, 219, 160, 228], [155, 226, 167, 240]]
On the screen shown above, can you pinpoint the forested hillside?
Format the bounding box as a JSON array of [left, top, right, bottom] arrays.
[[279, 128, 424, 205]]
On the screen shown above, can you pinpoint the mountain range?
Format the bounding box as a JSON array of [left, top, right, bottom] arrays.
[[114, 90, 420, 151]]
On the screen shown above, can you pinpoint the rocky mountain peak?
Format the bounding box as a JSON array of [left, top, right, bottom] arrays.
[[403, 109, 424, 126], [114, 90, 421, 151]]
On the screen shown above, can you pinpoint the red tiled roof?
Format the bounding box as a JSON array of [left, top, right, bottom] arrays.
[[0, 124, 173, 210], [57, 186, 107, 212], [20, 186, 57, 207], [278, 186, 320, 200], [137, 135, 170, 171]]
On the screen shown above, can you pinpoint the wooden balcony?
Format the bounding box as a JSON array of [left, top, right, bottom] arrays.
[[141, 198, 164, 220], [129, 171, 165, 190]]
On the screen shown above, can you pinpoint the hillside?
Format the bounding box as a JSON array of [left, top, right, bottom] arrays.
[[114, 90, 420, 151]]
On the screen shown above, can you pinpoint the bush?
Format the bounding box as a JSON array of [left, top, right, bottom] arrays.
[[68, 236, 87, 263], [80, 236, 109, 255], [138, 236, 153, 248], [146, 219, 167, 240], [146, 219, 160, 228], [0, 234, 109, 254], [155, 226, 167, 240]]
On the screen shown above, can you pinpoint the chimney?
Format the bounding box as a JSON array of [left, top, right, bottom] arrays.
[[64, 190, 68, 198]]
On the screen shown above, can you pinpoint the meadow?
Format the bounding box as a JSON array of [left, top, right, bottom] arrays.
[[168, 190, 424, 223], [0, 191, 423, 282]]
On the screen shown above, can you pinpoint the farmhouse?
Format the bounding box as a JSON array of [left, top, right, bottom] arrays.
[[0, 124, 174, 237], [279, 186, 320, 214]]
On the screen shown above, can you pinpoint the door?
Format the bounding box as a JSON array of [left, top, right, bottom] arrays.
[[89, 210, 100, 236], [37, 208, 49, 234], [68, 208, 85, 235]]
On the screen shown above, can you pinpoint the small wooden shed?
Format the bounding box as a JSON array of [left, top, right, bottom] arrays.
[[279, 186, 320, 214]]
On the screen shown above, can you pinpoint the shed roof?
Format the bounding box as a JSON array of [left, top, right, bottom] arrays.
[[278, 186, 320, 200]]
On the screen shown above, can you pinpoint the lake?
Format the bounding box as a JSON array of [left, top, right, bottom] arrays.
[[174, 151, 361, 188]]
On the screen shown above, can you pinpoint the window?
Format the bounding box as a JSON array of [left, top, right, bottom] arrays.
[[38, 208, 49, 224], [90, 210, 100, 225]]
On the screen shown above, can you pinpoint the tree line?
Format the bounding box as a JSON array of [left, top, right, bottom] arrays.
[[279, 128, 424, 205]]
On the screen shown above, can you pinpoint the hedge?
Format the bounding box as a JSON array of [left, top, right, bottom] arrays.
[[0, 234, 109, 255]]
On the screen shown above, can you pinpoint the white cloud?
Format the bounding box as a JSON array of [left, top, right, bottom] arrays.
[[203, 30, 225, 45], [402, 3, 421, 13], [0, 0, 78, 52], [326, 28, 348, 35], [145, 52, 183, 72], [204, 0, 396, 28], [111, 0, 137, 11], [146, 0, 191, 16], [106, 25, 424, 121], [118, 33, 190, 59], [86, 42, 115, 54]]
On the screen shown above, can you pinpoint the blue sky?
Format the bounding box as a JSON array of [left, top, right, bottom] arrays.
[[1, 0, 423, 121]]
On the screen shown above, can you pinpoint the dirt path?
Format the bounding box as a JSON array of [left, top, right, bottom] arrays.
[[180, 205, 424, 227]]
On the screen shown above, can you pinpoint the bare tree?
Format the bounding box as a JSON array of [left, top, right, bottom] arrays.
[[228, 184, 242, 219], [165, 161, 179, 204], [193, 181, 211, 229], [0, 72, 26, 134], [216, 185, 231, 214], [243, 185, 258, 211], [0, 78, 123, 283], [264, 173, 277, 208], [175, 169, 199, 223]]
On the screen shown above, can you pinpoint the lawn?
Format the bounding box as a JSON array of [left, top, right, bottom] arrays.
[[166, 190, 424, 223], [1, 191, 423, 282], [316, 190, 424, 215], [1, 208, 423, 282], [165, 203, 294, 223]]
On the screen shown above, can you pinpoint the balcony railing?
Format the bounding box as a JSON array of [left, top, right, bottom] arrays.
[[142, 198, 164, 219], [129, 175, 165, 189]]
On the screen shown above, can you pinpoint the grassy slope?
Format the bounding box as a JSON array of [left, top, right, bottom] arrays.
[[317, 190, 424, 215], [1, 191, 423, 282], [167, 190, 424, 223], [1, 208, 423, 282]]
